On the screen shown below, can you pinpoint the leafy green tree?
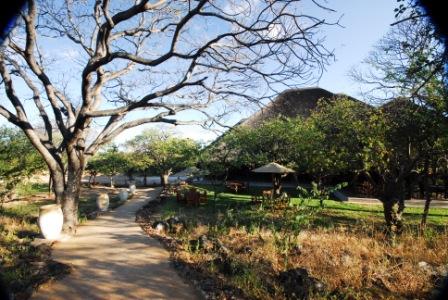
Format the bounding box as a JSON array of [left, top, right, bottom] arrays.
[[0, 127, 45, 201], [353, 14, 448, 231], [231, 120, 299, 168], [217, 98, 370, 188], [127, 130, 200, 187], [199, 133, 242, 200], [205, 119, 303, 195], [87, 146, 128, 187], [85, 160, 99, 187], [302, 97, 447, 232], [124, 151, 153, 186], [373, 101, 447, 232], [300, 99, 372, 185], [214, 95, 446, 232]]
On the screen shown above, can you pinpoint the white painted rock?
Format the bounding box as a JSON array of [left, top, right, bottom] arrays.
[[96, 193, 109, 212], [153, 221, 169, 233], [418, 261, 429, 269], [119, 190, 129, 201], [437, 264, 448, 276], [39, 204, 63, 240], [129, 184, 136, 195]]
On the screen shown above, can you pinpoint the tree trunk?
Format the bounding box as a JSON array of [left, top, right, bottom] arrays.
[[46, 144, 85, 235], [317, 177, 324, 208], [62, 183, 79, 234], [444, 175, 448, 199], [418, 180, 425, 199], [143, 172, 147, 186], [160, 173, 169, 187], [381, 173, 406, 235], [62, 148, 83, 233], [421, 195, 431, 232], [272, 174, 282, 195], [51, 169, 65, 204], [382, 198, 403, 246], [382, 198, 403, 235], [396, 197, 405, 230], [109, 176, 114, 188], [383, 200, 395, 230], [48, 175, 53, 197], [48, 166, 82, 234], [420, 159, 431, 231]]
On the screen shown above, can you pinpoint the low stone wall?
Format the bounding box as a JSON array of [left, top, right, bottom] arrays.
[[82, 175, 190, 187]]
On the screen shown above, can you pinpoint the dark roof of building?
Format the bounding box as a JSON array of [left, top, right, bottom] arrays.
[[240, 87, 359, 127], [206, 87, 363, 148]]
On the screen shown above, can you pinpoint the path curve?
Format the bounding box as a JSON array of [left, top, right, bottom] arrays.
[[32, 188, 200, 300]]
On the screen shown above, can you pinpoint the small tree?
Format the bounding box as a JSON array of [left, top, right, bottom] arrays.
[[231, 120, 298, 168], [125, 151, 153, 186], [85, 160, 99, 187], [352, 14, 448, 232], [127, 130, 200, 187], [199, 135, 239, 201], [301, 99, 372, 184], [297, 181, 348, 208], [0, 127, 45, 201], [87, 146, 128, 188]]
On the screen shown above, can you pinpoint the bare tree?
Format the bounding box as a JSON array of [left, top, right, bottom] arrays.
[[0, 0, 335, 233], [352, 18, 446, 107]]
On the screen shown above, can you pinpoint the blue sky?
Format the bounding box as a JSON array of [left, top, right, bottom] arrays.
[[0, 0, 397, 144], [316, 0, 396, 98], [165, 0, 398, 142]]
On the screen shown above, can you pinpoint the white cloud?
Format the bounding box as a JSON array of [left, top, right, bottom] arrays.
[[267, 23, 284, 39], [174, 125, 219, 144], [59, 48, 80, 60], [223, 0, 260, 16]]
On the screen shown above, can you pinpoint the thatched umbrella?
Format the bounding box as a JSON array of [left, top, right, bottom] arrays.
[[252, 162, 295, 195]]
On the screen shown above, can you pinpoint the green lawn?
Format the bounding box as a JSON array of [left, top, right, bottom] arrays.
[[165, 183, 448, 229], [299, 198, 448, 226], [15, 182, 49, 197]]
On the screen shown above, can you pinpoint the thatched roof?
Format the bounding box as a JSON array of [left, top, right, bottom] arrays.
[[252, 162, 295, 173], [241, 87, 357, 128], [207, 87, 362, 148]]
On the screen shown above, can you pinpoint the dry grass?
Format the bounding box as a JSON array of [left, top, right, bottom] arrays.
[[292, 229, 448, 298], [139, 189, 448, 300], [0, 199, 63, 299], [0, 185, 130, 298], [168, 226, 447, 299]]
